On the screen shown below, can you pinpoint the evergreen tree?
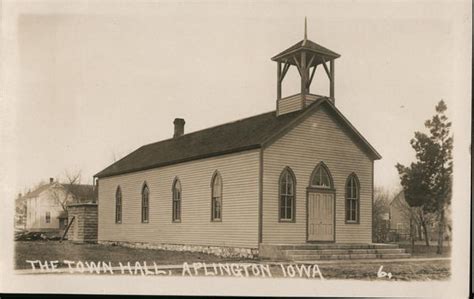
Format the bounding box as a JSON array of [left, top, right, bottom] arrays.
[[396, 100, 453, 254]]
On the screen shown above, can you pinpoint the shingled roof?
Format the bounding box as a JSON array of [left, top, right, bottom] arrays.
[[96, 98, 381, 178], [271, 39, 341, 62]]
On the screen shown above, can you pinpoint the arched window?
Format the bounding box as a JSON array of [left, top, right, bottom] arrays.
[[211, 171, 223, 221], [172, 178, 182, 222], [279, 167, 296, 221], [346, 174, 359, 223], [115, 186, 122, 224], [310, 162, 333, 188], [141, 183, 149, 223]]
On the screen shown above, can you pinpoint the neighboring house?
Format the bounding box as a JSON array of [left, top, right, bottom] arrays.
[[389, 191, 451, 242], [389, 191, 412, 239], [15, 194, 27, 230], [95, 29, 382, 257], [22, 178, 96, 234]]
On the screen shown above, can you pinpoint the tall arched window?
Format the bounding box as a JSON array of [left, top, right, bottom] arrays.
[[115, 186, 122, 224], [211, 171, 223, 221], [141, 183, 149, 223], [279, 167, 296, 221], [172, 178, 182, 222], [346, 174, 359, 223], [310, 162, 333, 189]]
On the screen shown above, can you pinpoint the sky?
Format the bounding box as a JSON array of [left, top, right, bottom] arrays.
[[2, 0, 471, 195]]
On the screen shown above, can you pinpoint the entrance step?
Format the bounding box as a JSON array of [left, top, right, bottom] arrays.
[[259, 243, 410, 260], [284, 248, 406, 256]]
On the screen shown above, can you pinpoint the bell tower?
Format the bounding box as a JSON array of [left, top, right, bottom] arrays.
[[272, 18, 340, 116]]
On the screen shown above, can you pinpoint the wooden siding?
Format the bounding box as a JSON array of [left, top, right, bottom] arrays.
[[304, 94, 323, 107], [98, 149, 260, 249], [262, 106, 374, 244], [277, 93, 325, 116], [25, 191, 64, 231], [277, 94, 303, 116]]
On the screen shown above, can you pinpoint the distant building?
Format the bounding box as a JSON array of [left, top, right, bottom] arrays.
[[389, 191, 412, 238], [21, 178, 96, 235], [15, 194, 27, 230], [389, 191, 451, 242]]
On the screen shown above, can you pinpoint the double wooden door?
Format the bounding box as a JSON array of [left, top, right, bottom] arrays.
[[307, 192, 334, 241]]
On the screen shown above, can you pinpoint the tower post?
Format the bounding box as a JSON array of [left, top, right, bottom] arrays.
[[330, 59, 335, 100], [300, 51, 307, 101], [277, 62, 282, 100]]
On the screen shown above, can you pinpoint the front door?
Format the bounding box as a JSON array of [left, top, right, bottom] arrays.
[[308, 192, 334, 241]]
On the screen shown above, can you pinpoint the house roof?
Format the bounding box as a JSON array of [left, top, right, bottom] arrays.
[[271, 39, 341, 62], [62, 184, 97, 202], [21, 184, 51, 199], [20, 182, 96, 202], [96, 98, 381, 179]]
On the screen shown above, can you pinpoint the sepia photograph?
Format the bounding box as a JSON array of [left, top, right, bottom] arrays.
[[0, 0, 471, 297]]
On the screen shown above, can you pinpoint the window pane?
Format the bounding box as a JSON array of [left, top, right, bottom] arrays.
[[321, 172, 329, 187], [312, 166, 331, 188], [286, 205, 291, 220], [280, 178, 287, 195], [215, 200, 221, 219], [280, 199, 286, 219], [286, 178, 293, 195]]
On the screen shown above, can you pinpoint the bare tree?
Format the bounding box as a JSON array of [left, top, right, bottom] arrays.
[[50, 171, 82, 212], [372, 187, 391, 243]]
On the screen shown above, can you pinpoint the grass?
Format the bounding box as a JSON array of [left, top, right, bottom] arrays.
[[15, 241, 250, 270], [397, 243, 451, 258], [315, 260, 450, 280], [15, 241, 450, 280]]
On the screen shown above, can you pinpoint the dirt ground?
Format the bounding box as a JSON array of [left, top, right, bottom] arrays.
[[15, 241, 450, 280], [15, 241, 249, 269]]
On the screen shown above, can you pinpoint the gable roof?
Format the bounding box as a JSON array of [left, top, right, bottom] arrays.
[[62, 184, 97, 202], [21, 184, 51, 199], [96, 98, 381, 179], [20, 182, 96, 203], [271, 39, 341, 62], [390, 191, 403, 205]]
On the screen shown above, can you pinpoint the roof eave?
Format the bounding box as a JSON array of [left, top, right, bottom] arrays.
[[271, 48, 341, 62], [324, 101, 382, 160], [262, 98, 381, 161], [95, 144, 262, 179]]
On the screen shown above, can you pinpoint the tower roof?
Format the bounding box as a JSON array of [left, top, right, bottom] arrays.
[[271, 39, 340, 65]]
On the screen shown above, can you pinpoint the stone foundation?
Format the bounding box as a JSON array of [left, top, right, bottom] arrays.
[[99, 241, 259, 259]]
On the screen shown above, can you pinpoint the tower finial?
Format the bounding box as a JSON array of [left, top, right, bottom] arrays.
[[304, 17, 308, 43]]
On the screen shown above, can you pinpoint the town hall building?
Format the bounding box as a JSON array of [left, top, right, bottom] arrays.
[[95, 24, 409, 260]]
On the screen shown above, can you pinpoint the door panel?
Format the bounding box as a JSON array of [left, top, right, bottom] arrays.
[[308, 192, 334, 241]]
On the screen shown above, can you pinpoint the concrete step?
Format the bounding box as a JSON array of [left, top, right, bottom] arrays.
[[286, 252, 411, 261], [287, 253, 379, 260], [376, 253, 411, 259], [264, 243, 400, 251], [283, 248, 406, 256]]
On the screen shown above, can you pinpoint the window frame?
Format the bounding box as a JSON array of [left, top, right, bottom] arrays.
[[141, 183, 149, 223], [115, 186, 122, 224], [211, 171, 223, 222], [309, 162, 334, 190], [45, 211, 51, 223], [345, 173, 360, 224], [172, 178, 182, 222], [278, 166, 296, 223]]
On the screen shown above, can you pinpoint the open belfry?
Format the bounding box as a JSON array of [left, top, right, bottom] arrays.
[[272, 18, 340, 116]]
